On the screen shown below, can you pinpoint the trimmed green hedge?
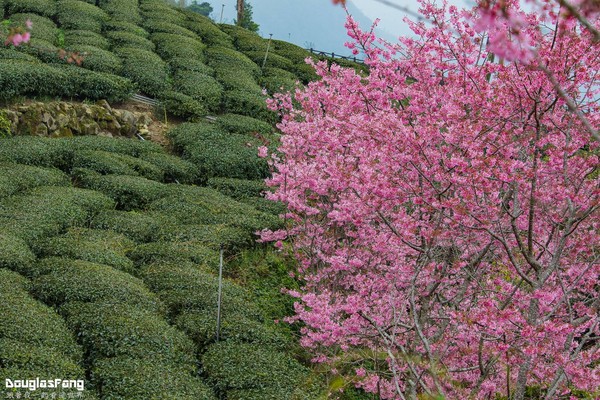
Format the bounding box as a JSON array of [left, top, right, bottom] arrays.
[[151, 32, 206, 61], [164, 224, 254, 252], [139, 1, 185, 25], [72, 150, 164, 181], [9, 13, 58, 44], [33, 258, 161, 312], [244, 50, 294, 70], [261, 67, 299, 94], [0, 269, 81, 361], [127, 241, 218, 267], [92, 356, 216, 400], [168, 57, 213, 75], [114, 47, 170, 96], [271, 39, 314, 63], [74, 169, 170, 210], [66, 45, 122, 74], [6, 0, 56, 17], [67, 135, 163, 157], [0, 47, 40, 62], [63, 29, 110, 50], [206, 177, 266, 200], [35, 228, 136, 274], [138, 151, 199, 183], [205, 46, 260, 78], [0, 162, 70, 198], [62, 301, 196, 367], [172, 70, 222, 112], [56, 0, 109, 33], [0, 136, 72, 168], [215, 113, 273, 136], [167, 123, 269, 180], [143, 20, 197, 38], [91, 210, 176, 243], [0, 234, 36, 276], [182, 10, 233, 48], [105, 30, 155, 51], [158, 91, 207, 122], [202, 342, 309, 392], [222, 89, 275, 122], [98, 0, 141, 24], [219, 24, 269, 52], [103, 21, 148, 37], [17, 38, 60, 63], [52, 64, 134, 102]]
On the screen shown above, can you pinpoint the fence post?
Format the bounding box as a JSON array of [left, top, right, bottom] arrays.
[[215, 244, 224, 342], [261, 33, 273, 70]]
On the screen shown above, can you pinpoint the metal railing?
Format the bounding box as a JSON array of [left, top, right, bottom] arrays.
[[308, 48, 365, 64]]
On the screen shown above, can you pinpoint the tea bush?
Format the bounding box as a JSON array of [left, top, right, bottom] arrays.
[[66, 45, 122, 74], [98, 0, 141, 24], [63, 29, 110, 50], [72, 150, 164, 181], [215, 113, 272, 136], [183, 10, 233, 48], [5, 0, 56, 17], [159, 91, 207, 121], [0, 234, 36, 276], [0, 163, 70, 198], [222, 89, 275, 123], [172, 70, 222, 112], [114, 47, 170, 96], [91, 210, 176, 243], [56, 0, 109, 33], [151, 32, 205, 61], [9, 13, 58, 44], [143, 20, 197, 38], [105, 30, 155, 51], [127, 241, 218, 267], [103, 21, 148, 38], [138, 151, 199, 183], [168, 57, 214, 76]]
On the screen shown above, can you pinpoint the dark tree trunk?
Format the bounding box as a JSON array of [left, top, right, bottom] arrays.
[[237, 0, 244, 26]]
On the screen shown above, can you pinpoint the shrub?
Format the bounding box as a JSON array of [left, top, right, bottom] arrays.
[[182, 10, 234, 48], [72, 150, 164, 181], [114, 47, 170, 96], [66, 135, 163, 157], [206, 177, 266, 199], [205, 46, 260, 78], [63, 29, 110, 50], [0, 47, 40, 62], [0, 234, 36, 276], [168, 57, 213, 75], [244, 50, 294, 70], [167, 123, 269, 179], [33, 258, 161, 312], [17, 38, 60, 63], [150, 32, 206, 61], [0, 339, 85, 381], [74, 169, 170, 210], [0, 137, 73, 168], [98, 0, 141, 24], [164, 224, 254, 252], [157, 91, 207, 122], [127, 241, 218, 267], [143, 20, 197, 38], [139, 262, 257, 318], [219, 24, 269, 52], [0, 162, 70, 198], [291, 62, 319, 83], [176, 310, 287, 351], [139, 3, 185, 25], [9, 13, 58, 44], [138, 151, 199, 183], [92, 356, 216, 400], [172, 70, 222, 112], [65, 45, 122, 74], [201, 342, 309, 392], [62, 302, 196, 367], [91, 210, 176, 243], [222, 89, 275, 122], [52, 64, 134, 102], [5, 0, 56, 17], [35, 228, 136, 274], [271, 39, 314, 64], [260, 70, 298, 94], [103, 21, 148, 38], [215, 113, 272, 136], [105, 30, 155, 51], [0, 269, 81, 361], [56, 0, 109, 33]]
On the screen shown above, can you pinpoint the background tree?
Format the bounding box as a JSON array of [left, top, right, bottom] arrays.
[[187, 1, 213, 17], [262, 0, 600, 398], [235, 0, 259, 32]]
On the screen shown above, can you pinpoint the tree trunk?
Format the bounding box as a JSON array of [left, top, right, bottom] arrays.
[[237, 0, 244, 26]]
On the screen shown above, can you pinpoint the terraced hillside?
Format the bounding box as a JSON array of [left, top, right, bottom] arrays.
[[0, 0, 365, 120]]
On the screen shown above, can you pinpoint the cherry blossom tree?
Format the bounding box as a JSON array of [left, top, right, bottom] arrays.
[[261, 0, 599, 398]]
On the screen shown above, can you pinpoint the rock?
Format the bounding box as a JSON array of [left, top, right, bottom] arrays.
[[96, 100, 112, 113]]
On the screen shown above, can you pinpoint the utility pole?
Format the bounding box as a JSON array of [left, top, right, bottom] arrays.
[[236, 0, 244, 27], [215, 244, 224, 342], [261, 33, 273, 70], [219, 4, 225, 23]]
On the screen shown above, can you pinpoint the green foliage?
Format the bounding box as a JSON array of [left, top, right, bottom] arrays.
[[202, 342, 310, 393], [220, 23, 266, 51], [0, 111, 11, 137], [103, 21, 149, 37], [183, 9, 234, 48], [5, 0, 56, 18], [52, 64, 134, 102], [167, 122, 270, 180], [56, 0, 109, 33], [17, 38, 60, 63], [9, 13, 58, 44], [139, 151, 199, 183], [139, 1, 186, 25], [98, 0, 141, 24], [0, 269, 81, 361], [206, 177, 266, 199], [74, 169, 170, 210], [158, 91, 207, 121], [63, 29, 110, 50], [176, 309, 288, 351], [164, 223, 255, 253], [168, 57, 214, 75], [0, 136, 72, 168], [105, 30, 155, 51], [72, 150, 164, 181], [244, 50, 294, 70], [127, 241, 219, 267], [151, 32, 206, 61], [187, 1, 212, 17], [222, 89, 275, 122], [35, 228, 136, 274], [33, 258, 161, 312], [143, 19, 197, 38], [271, 40, 314, 64], [62, 301, 196, 367], [0, 234, 36, 275], [114, 47, 170, 96], [233, 1, 259, 33], [172, 70, 223, 112], [0, 47, 40, 62], [206, 46, 262, 93], [261, 67, 299, 94], [215, 113, 273, 136], [92, 356, 216, 400], [66, 135, 163, 157], [91, 210, 176, 243], [66, 45, 122, 74]]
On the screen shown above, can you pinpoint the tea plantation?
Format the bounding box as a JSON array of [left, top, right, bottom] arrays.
[[0, 0, 369, 399]]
